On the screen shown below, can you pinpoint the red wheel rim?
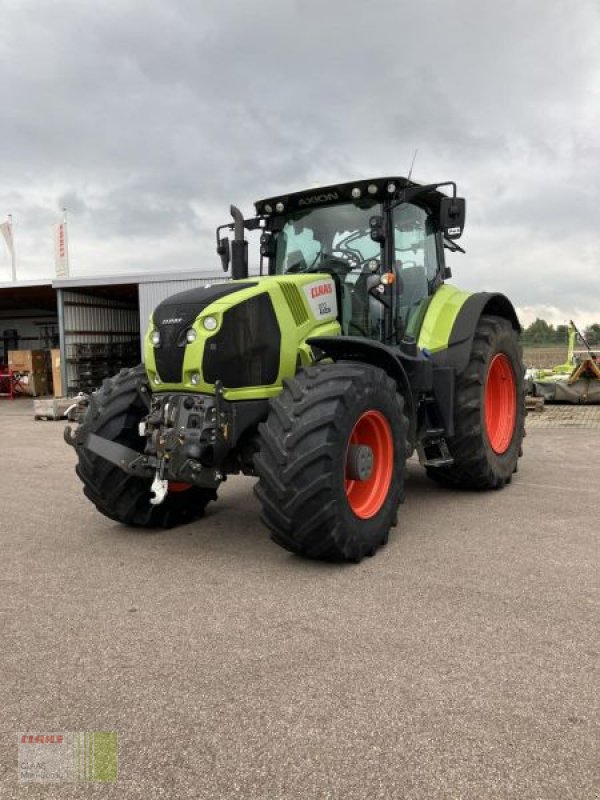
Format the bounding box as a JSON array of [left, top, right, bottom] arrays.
[[168, 482, 192, 493], [485, 353, 517, 454], [345, 410, 393, 519]]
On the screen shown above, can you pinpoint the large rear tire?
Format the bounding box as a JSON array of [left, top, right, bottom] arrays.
[[254, 363, 408, 562], [73, 365, 217, 528], [426, 315, 525, 490]]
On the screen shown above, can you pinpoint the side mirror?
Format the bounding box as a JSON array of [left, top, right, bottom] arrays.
[[440, 196, 466, 239], [217, 236, 230, 272], [260, 232, 276, 259], [369, 215, 385, 244]]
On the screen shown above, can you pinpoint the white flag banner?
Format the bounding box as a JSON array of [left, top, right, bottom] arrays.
[[0, 219, 16, 280], [54, 221, 70, 278], [0, 220, 13, 256]]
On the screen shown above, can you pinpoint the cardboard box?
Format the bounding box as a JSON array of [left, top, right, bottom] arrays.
[[18, 372, 50, 397], [8, 349, 48, 373], [50, 348, 62, 397]]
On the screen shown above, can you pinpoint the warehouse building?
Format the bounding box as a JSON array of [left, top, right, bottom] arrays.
[[0, 271, 224, 398]]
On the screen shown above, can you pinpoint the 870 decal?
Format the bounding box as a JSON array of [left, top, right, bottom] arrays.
[[303, 280, 338, 321]]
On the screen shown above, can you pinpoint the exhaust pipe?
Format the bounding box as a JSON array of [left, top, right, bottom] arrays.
[[230, 205, 248, 280]]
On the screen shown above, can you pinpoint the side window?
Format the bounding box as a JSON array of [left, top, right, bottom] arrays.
[[393, 204, 439, 332], [275, 226, 321, 272]]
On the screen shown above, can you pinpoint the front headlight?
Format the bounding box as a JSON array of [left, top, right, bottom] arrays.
[[150, 329, 161, 346], [185, 328, 197, 343], [203, 316, 218, 331]]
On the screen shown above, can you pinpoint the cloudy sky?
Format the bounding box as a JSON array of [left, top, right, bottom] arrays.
[[1, 0, 599, 325]]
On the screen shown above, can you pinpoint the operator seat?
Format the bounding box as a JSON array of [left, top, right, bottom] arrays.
[[394, 261, 429, 335]]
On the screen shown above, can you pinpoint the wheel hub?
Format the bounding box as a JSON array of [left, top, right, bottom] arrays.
[[345, 410, 394, 519], [346, 444, 374, 481]]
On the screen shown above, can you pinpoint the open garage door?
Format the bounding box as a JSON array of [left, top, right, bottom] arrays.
[[60, 287, 140, 396]]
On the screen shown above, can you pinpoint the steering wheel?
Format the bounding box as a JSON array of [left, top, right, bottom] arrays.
[[328, 248, 364, 268], [311, 255, 356, 275], [286, 255, 356, 277], [287, 254, 378, 284]]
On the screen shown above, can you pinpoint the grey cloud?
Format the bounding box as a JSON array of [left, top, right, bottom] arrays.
[[0, 0, 599, 320]]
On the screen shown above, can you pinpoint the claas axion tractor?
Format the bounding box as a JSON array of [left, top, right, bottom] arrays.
[[66, 176, 525, 562]]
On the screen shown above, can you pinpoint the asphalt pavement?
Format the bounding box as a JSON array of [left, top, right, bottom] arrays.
[[0, 401, 598, 799]]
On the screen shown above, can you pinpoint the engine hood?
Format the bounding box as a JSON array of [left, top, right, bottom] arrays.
[[144, 275, 341, 400]]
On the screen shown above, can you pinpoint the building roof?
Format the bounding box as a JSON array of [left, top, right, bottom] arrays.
[[0, 279, 53, 290], [52, 269, 223, 289], [0, 270, 223, 292], [0, 271, 225, 312]]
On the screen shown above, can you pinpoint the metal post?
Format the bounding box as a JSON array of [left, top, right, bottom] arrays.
[[138, 283, 148, 364], [57, 288, 68, 397]]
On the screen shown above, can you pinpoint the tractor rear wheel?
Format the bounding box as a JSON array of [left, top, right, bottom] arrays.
[[73, 365, 217, 528], [426, 314, 525, 490], [254, 363, 408, 562]]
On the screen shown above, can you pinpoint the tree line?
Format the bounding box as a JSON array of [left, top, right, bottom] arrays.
[[521, 319, 600, 346]]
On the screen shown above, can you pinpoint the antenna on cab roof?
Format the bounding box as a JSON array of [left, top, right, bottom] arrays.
[[406, 149, 418, 184]]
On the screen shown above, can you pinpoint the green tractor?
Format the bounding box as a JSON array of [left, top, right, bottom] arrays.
[[66, 177, 525, 562]]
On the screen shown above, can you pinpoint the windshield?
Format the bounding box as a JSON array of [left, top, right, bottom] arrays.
[[274, 201, 381, 274]]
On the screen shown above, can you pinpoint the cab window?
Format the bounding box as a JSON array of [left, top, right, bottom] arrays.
[[393, 203, 439, 334]]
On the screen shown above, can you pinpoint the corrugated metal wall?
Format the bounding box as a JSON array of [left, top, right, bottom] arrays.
[[63, 290, 140, 393], [138, 276, 227, 356]]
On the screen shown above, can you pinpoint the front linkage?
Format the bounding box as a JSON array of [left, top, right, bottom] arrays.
[[66, 380, 267, 505], [140, 383, 231, 503]]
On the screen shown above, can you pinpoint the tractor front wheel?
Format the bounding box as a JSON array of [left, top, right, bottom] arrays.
[[254, 363, 408, 562], [73, 365, 217, 528], [426, 314, 525, 490]]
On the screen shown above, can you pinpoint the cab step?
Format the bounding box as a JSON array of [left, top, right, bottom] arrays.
[[417, 437, 454, 469], [423, 456, 454, 468]]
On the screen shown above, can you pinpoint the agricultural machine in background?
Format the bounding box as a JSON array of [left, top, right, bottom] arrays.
[[529, 321, 600, 404], [66, 176, 525, 562]]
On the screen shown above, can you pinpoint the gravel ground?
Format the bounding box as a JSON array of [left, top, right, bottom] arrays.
[[526, 403, 600, 429], [0, 400, 598, 799]]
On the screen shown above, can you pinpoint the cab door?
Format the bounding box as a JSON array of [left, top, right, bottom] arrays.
[[392, 203, 441, 337]]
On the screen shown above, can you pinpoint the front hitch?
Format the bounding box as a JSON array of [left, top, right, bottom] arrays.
[[67, 389, 231, 506]]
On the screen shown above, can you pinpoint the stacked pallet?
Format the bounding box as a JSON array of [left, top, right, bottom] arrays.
[[7, 349, 52, 396], [65, 341, 139, 395]]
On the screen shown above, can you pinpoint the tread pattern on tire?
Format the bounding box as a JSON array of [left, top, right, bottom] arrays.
[[254, 362, 408, 562], [74, 365, 216, 528], [426, 314, 526, 490]]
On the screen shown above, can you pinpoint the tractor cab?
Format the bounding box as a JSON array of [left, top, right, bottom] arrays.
[[217, 177, 466, 346]]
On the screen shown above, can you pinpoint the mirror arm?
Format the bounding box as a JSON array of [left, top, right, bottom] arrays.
[[216, 222, 233, 244], [443, 238, 466, 254], [390, 181, 457, 210]]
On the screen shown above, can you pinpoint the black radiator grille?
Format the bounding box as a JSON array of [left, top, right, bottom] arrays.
[[152, 282, 256, 384], [203, 293, 281, 388]]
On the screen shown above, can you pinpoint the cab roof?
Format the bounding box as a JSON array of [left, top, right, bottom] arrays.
[[254, 177, 450, 216]]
